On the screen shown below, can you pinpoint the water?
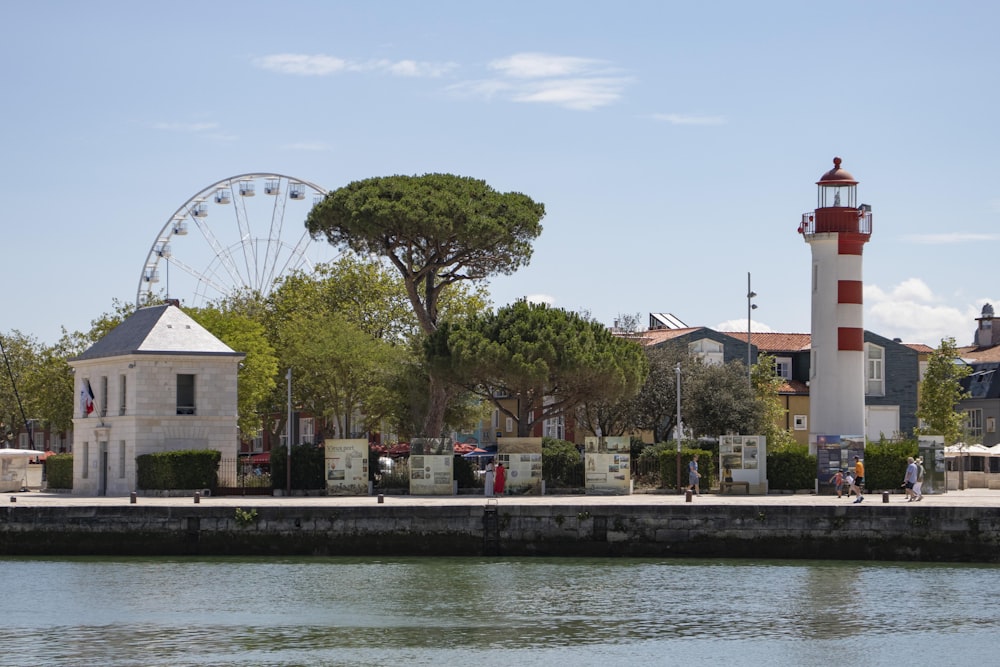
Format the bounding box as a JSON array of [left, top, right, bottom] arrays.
[[2, 556, 999, 666]]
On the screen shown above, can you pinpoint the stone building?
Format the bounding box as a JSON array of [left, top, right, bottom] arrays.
[[69, 304, 244, 496]]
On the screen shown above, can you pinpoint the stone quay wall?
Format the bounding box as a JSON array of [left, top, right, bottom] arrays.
[[2, 503, 1000, 562]]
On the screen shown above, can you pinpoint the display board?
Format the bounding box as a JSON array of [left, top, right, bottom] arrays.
[[719, 435, 768, 494], [324, 439, 369, 495], [496, 437, 543, 495], [409, 438, 454, 495], [584, 436, 631, 495], [815, 434, 865, 494], [917, 435, 946, 495]]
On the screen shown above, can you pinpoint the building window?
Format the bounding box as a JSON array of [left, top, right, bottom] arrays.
[[544, 415, 565, 440], [865, 343, 884, 396], [775, 357, 792, 380], [100, 376, 108, 418], [119, 440, 126, 478], [82, 442, 89, 479], [793, 415, 808, 431], [177, 374, 196, 415], [966, 409, 983, 438], [688, 338, 724, 365], [505, 417, 514, 433], [119, 375, 127, 416], [299, 417, 315, 444]]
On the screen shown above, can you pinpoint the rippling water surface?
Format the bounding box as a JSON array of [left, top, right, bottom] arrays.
[[2, 556, 999, 666]]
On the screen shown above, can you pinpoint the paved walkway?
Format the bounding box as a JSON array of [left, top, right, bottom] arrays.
[[7, 488, 1000, 509]]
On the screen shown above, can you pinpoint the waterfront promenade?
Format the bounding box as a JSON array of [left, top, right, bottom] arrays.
[[7, 487, 1000, 509]]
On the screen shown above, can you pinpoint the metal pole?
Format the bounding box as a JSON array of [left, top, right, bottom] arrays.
[[286, 368, 292, 496], [747, 272, 757, 388], [675, 362, 682, 493]]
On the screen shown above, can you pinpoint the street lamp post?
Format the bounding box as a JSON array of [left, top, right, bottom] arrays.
[[675, 362, 683, 493], [286, 368, 292, 496], [747, 271, 757, 387]]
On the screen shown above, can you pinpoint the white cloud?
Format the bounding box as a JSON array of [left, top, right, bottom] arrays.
[[452, 52, 631, 110], [489, 53, 606, 78], [864, 278, 987, 346], [525, 294, 555, 306], [716, 319, 774, 333], [651, 113, 726, 126], [253, 53, 455, 77]]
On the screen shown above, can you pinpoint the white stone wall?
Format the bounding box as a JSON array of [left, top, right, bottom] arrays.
[[71, 354, 240, 496]]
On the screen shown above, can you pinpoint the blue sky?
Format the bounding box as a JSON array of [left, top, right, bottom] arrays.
[[3, 1, 998, 348]]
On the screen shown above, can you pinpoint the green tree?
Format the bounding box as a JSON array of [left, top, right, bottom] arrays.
[[431, 301, 647, 437], [684, 360, 763, 439], [630, 345, 686, 443], [187, 306, 279, 438], [281, 311, 399, 439], [306, 173, 545, 436], [916, 336, 970, 444], [751, 352, 797, 449], [0, 331, 40, 444]]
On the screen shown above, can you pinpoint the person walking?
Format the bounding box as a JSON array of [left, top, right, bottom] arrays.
[[903, 456, 919, 501], [830, 469, 845, 498], [850, 456, 865, 503], [688, 455, 701, 495], [914, 457, 925, 499], [484, 459, 495, 497]]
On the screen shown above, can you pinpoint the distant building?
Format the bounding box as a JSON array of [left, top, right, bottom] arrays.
[[69, 304, 243, 496]]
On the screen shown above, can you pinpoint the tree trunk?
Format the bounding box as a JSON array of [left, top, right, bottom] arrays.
[[421, 373, 449, 437]]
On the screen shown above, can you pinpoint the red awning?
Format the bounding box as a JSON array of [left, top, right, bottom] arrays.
[[248, 453, 270, 464]]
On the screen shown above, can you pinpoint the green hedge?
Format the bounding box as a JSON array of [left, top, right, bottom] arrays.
[[46, 454, 73, 489], [863, 438, 918, 491], [136, 449, 221, 491], [268, 443, 326, 490], [766, 445, 816, 490], [542, 437, 584, 487], [658, 446, 714, 490]]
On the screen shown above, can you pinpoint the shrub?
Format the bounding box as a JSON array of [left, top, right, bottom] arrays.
[[766, 444, 816, 490], [136, 449, 221, 491], [454, 455, 479, 489], [269, 443, 325, 490], [46, 454, 73, 490], [655, 444, 713, 490], [542, 437, 584, 487], [864, 437, 918, 491]]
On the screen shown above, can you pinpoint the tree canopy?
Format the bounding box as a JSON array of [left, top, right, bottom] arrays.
[[306, 173, 544, 436], [431, 301, 648, 437], [916, 336, 971, 444]]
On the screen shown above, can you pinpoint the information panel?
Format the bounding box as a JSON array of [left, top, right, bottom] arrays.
[[719, 435, 768, 494], [584, 436, 631, 495], [409, 438, 453, 495], [324, 439, 369, 495], [814, 434, 865, 494], [496, 437, 543, 495]]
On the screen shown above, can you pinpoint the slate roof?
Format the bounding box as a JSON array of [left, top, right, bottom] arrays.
[[72, 305, 242, 361]]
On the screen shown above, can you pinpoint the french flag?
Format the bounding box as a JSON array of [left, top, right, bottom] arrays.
[[81, 380, 95, 416]]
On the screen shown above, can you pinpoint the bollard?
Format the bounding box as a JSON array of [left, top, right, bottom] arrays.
[[377, 494, 384, 504], [882, 491, 889, 503], [193, 491, 200, 504], [9, 496, 15, 503], [685, 489, 693, 502], [130, 491, 137, 504]]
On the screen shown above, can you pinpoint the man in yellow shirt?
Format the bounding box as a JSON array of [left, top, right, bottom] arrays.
[[850, 455, 865, 503]]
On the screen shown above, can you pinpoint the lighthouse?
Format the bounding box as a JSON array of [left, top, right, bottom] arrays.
[[799, 157, 872, 451]]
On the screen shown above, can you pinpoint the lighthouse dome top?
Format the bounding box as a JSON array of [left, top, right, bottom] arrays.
[[816, 157, 858, 186]]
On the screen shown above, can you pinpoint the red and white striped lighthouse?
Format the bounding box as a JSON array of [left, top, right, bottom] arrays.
[[798, 157, 872, 450]]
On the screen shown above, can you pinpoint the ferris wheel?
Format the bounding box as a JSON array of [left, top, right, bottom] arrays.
[[137, 173, 336, 308]]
